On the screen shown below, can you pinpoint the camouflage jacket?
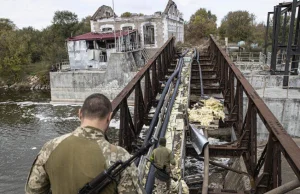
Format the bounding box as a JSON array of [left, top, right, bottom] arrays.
[[25, 126, 146, 194], [149, 145, 175, 173]]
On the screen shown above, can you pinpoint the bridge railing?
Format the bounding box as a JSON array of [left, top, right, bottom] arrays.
[[209, 34, 300, 193], [110, 37, 175, 151]]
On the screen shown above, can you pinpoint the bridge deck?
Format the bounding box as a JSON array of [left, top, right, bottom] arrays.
[[108, 36, 300, 194]]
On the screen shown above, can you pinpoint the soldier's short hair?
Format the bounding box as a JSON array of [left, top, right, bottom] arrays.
[[81, 93, 112, 119], [159, 137, 166, 146]]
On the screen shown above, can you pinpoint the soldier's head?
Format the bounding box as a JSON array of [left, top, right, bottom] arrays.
[[79, 93, 112, 131], [159, 137, 166, 147]]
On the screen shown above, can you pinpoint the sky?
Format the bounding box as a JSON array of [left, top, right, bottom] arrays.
[[0, 0, 285, 30]]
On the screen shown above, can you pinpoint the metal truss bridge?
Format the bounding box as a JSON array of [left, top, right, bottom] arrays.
[[108, 35, 300, 194]]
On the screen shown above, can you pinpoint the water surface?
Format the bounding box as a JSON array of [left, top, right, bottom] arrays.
[[0, 89, 84, 193]]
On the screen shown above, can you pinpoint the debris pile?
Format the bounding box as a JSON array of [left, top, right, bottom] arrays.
[[188, 97, 225, 127]]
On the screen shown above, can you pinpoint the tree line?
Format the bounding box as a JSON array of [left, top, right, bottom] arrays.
[[0, 9, 267, 86], [0, 11, 90, 86], [184, 9, 266, 48]]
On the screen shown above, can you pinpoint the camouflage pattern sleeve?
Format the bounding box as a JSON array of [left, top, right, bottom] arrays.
[[116, 147, 146, 194], [25, 153, 50, 194], [25, 133, 71, 194]]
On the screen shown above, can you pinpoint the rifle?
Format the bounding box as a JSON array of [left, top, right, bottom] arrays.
[[145, 158, 178, 182], [78, 140, 155, 194]]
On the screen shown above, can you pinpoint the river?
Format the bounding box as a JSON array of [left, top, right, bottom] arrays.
[[0, 89, 228, 193], [0, 89, 119, 193]]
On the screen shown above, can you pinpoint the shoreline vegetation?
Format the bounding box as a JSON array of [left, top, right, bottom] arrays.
[[0, 75, 50, 91], [0, 11, 91, 91]]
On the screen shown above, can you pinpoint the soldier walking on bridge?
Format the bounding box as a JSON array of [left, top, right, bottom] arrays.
[[150, 137, 176, 194], [25, 93, 145, 194]]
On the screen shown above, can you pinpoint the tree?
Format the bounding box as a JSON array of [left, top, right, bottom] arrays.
[[0, 18, 16, 33], [0, 31, 31, 84], [121, 12, 132, 18], [253, 22, 266, 46], [219, 11, 255, 42], [0, 11, 94, 86], [20, 27, 44, 63], [184, 8, 217, 43], [52, 10, 79, 38], [40, 26, 68, 64], [75, 16, 92, 36]]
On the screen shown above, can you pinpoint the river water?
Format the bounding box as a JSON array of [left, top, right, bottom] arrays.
[[0, 89, 119, 193]]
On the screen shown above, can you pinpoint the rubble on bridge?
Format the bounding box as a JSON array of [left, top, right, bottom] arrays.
[[188, 97, 225, 127]]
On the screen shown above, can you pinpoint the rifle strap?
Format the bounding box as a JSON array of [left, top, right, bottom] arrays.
[[109, 144, 121, 183]]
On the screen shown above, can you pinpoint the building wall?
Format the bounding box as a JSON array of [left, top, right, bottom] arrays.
[[90, 16, 165, 48], [90, 13, 184, 48], [241, 75, 300, 139], [165, 3, 184, 43], [245, 75, 300, 89], [67, 40, 111, 70], [243, 97, 300, 140]]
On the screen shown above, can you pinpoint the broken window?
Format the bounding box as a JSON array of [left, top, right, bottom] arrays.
[[105, 12, 111, 17], [143, 25, 155, 45], [102, 27, 113, 32], [96, 40, 106, 49], [122, 26, 133, 31], [106, 40, 115, 49], [86, 40, 94, 49]]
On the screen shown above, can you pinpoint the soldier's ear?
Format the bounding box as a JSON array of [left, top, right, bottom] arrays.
[[107, 112, 113, 122], [78, 108, 82, 120]]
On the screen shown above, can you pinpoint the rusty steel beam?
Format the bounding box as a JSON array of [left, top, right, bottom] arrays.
[[134, 81, 145, 136], [186, 144, 247, 158], [111, 37, 174, 111], [210, 35, 300, 181], [111, 37, 174, 149]]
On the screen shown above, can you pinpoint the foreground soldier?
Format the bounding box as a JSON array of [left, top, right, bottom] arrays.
[[25, 93, 145, 194], [150, 137, 175, 194]]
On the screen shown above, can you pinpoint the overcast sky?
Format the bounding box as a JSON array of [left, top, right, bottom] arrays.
[[0, 0, 284, 30]]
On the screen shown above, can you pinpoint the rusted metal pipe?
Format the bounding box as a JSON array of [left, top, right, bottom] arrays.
[[142, 52, 182, 148], [202, 129, 209, 194], [264, 179, 300, 194], [145, 51, 188, 194]]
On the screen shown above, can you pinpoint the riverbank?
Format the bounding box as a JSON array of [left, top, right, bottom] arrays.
[[0, 75, 50, 91]]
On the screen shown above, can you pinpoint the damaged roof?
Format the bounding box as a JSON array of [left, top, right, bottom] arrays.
[[164, 0, 177, 14], [91, 5, 117, 21], [67, 30, 137, 41]]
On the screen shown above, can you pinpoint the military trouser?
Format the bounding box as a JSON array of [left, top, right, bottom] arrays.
[[155, 178, 171, 194]]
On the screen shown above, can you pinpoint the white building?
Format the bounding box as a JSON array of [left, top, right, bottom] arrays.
[[66, 0, 184, 70]]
